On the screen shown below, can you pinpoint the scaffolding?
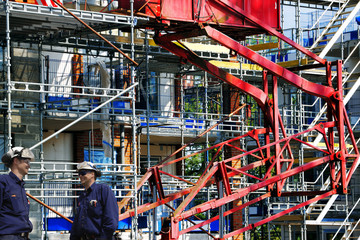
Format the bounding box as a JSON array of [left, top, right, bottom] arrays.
[[1, 0, 360, 239]]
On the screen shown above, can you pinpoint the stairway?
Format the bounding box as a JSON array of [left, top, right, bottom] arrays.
[[308, 0, 360, 59], [330, 197, 360, 240], [341, 219, 360, 240]]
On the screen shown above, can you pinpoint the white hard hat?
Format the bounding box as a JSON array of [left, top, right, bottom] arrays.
[[77, 161, 102, 177], [1, 147, 35, 167]]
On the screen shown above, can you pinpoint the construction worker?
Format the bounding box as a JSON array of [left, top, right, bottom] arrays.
[[0, 147, 35, 240], [70, 161, 118, 240]]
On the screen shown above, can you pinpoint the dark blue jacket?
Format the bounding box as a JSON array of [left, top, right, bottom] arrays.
[[70, 182, 118, 239], [0, 172, 33, 234]]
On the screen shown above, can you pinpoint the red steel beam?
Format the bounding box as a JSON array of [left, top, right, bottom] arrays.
[[155, 102, 246, 167], [159, 170, 196, 186], [217, 161, 232, 196], [203, 26, 335, 101], [118, 121, 352, 230], [179, 193, 271, 235], [173, 165, 219, 216], [158, 129, 266, 169], [174, 154, 334, 222], [118, 122, 349, 228], [223, 190, 337, 239], [210, 0, 326, 65], [225, 165, 262, 181], [223, 122, 335, 165], [117, 169, 153, 214], [154, 33, 271, 112], [118, 148, 271, 220], [151, 167, 165, 199]]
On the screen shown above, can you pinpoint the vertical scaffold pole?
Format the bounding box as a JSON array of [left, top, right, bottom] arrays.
[[5, 0, 12, 150], [144, 30, 154, 240], [219, 181, 224, 239], [152, 185, 157, 239], [38, 39, 47, 239], [204, 71, 211, 240], [130, 0, 138, 239]]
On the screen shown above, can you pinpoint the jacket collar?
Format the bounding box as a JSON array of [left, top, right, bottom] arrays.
[[9, 171, 25, 186]]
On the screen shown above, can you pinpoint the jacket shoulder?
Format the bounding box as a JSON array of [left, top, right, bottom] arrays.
[[0, 174, 8, 182], [0, 174, 9, 186], [98, 183, 112, 192]]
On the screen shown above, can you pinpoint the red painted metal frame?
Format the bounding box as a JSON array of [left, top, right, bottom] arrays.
[[210, 0, 325, 64], [116, 1, 360, 239], [118, 123, 358, 239], [223, 190, 336, 239]]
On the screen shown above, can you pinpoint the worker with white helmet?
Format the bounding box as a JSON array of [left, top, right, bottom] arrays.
[[0, 147, 35, 240], [70, 161, 118, 240]]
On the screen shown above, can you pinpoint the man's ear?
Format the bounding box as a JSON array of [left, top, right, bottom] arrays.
[[13, 157, 20, 165]]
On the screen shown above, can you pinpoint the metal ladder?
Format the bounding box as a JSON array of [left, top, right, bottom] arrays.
[[331, 197, 360, 240], [308, 0, 360, 59], [303, 2, 360, 219]]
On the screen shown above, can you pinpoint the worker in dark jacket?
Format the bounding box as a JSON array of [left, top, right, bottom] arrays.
[[70, 161, 118, 240], [0, 147, 35, 240]]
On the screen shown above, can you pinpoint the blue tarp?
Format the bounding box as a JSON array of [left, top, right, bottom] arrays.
[[46, 217, 148, 231], [356, 16, 360, 25], [47, 218, 74, 231], [84, 149, 112, 165]]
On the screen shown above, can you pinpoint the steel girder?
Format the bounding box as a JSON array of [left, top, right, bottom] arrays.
[[118, 122, 359, 239], [117, 0, 360, 239]]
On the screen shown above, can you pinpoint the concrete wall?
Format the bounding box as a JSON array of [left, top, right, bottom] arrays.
[[43, 131, 74, 162]]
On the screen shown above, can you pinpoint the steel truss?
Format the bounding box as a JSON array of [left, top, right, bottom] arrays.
[[117, 0, 360, 239]]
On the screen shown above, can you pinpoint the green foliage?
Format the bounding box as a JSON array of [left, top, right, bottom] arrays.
[[250, 224, 281, 240], [185, 152, 205, 176], [184, 145, 223, 176], [184, 97, 203, 115]]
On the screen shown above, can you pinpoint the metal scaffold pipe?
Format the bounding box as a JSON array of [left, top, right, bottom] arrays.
[[5, 0, 12, 150], [52, 0, 139, 67], [30, 83, 138, 150], [27, 193, 73, 224]]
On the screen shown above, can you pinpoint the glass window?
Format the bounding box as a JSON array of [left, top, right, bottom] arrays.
[[136, 72, 159, 110]]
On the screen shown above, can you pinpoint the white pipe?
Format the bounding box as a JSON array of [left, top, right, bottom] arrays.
[[30, 83, 138, 150], [319, 1, 360, 59]]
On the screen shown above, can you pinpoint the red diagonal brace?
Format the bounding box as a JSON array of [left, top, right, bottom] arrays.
[[179, 193, 271, 235], [154, 32, 271, 112], [223, 189, 336, 239], [211, 0, 326, 65], [150, 166, 165, 199], [173, 164, 219, 216], [203, 26, 334, 100], [118, 169, 153, 213], [217, 161, 232, 196], [175, 154, 334, 222]]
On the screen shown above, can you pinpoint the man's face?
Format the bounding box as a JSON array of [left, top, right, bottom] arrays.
[[78, 170, 95, 187], [15, 158, 31, 176]]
